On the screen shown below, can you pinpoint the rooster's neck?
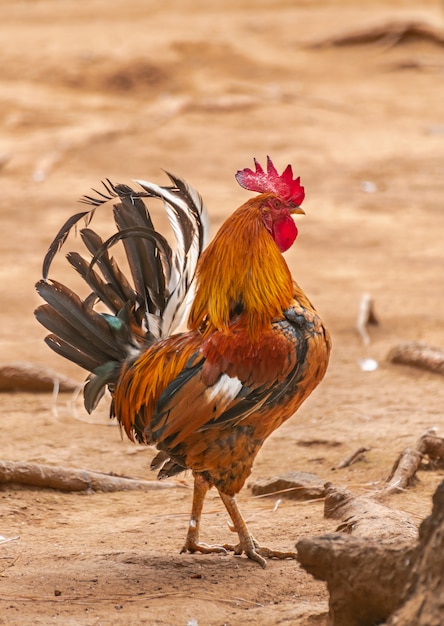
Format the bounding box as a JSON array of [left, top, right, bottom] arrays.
[[188, 198, 296, 339]]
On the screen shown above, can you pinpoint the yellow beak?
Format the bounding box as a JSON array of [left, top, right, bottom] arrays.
[[290, 206, 305, 215]]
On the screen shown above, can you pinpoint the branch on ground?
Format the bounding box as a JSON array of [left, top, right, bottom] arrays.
[[0, 362, 79, 392], [0, 460, 179, 492], [334, 446, 369, 469], [388, 342, 444, 376], [385, 428, 444, 494], [308, 20, 444, 50], [324, 482, 417, 539]]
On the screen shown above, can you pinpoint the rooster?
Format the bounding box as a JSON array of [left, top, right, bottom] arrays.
[[35, 157, 331, 567]]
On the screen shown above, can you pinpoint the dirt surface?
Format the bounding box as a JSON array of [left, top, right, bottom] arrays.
[[1, 1, 444, 624]]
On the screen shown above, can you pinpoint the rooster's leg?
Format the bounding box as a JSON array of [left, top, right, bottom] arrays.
[[181, 473, 227, 556], [218, 491, 297, 568]]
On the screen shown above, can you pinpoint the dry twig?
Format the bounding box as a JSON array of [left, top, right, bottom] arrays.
[[0, 362, 78, 393], [387, 342, 444, 376], [356, 293, 379, 346], [335, 446, 369, 469], [0, 536, 19, 546], [384, 428, 444, 493], [417, 430, 444, 469], [309, 20, 444, 50], [384, 448, 422, 493], [0, 460, 179, 493]]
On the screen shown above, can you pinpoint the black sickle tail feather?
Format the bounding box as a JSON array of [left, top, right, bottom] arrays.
[[35, 279, 126, 362], [35, 173, 209, 413]]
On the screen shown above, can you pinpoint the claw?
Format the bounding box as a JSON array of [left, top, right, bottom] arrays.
[[181, 540, 227, 556], [218, 491, 297, 567], [223, 541, 267, 567], [223, 539, 296, 568]]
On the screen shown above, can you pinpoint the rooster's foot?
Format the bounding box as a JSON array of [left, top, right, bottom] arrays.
[[180, 539, 227, 556], [223, 536, 296, 568], [219, 491, 296, 567], [181, 475, 227, 556]]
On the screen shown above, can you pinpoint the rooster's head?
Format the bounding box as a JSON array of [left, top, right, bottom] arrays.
[[235, 156, 305, 252]]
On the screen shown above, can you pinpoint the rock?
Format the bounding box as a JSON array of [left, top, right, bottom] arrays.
[[250, 471, 325, 500]]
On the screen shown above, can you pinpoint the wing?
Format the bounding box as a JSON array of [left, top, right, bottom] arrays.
[[148, 313, 310, 451]]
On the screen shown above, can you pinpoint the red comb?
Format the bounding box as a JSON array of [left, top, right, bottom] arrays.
[[235, 156, 305, 205]]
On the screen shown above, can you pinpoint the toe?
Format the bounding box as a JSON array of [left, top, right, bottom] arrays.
[[223, 541, 296, 566], [181, 541, 227, 556]]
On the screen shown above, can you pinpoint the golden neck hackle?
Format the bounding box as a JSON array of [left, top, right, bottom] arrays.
[[188, 195, 295, 341]]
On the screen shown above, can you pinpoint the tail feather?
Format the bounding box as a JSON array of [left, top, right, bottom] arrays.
[[42, 210, 94, 280], [66, 251, 127, 314], [84, 362, 120, 412], [35, 279, 126, 363], [111, 197, 169, 314], [44, 334, 104, 373], [136, 173, 209, 335], [36, 303, 107, 367], [79, 178, 120, 207], [79, 228, 136, 304], [35, 171, 209, 410], [86, 225, 173, 322]]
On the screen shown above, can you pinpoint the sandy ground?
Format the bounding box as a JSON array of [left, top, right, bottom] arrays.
[[1, 0, 444, 624]]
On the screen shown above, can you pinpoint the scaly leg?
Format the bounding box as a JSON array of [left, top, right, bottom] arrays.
[[218, 491, 297, 568], [181, 473, 227, 556]]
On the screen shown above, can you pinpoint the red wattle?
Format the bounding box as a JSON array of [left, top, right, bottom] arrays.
[[272, 216, 298, 252]]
